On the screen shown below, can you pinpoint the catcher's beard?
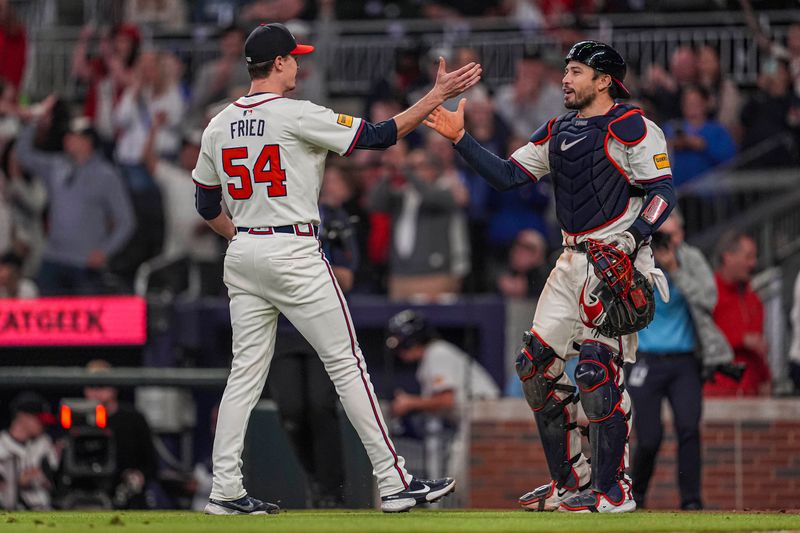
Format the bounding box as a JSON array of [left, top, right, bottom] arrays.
[[565, 88, 597, 110]]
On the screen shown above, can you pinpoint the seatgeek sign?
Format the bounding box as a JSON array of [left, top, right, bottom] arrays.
[[0, 296, 146, 346]]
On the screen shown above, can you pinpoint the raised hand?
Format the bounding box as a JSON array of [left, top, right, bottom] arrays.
[[432, 57, 482, 101], [423, 98, 467, 143]]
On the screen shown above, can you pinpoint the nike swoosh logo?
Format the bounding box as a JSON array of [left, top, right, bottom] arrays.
[[406, 484, 430, 495], [560, 136, 587, 151]]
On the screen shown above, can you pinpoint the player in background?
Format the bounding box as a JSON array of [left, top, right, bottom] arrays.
[[425, 41, 676, 513], [193, 23, 481, 514]]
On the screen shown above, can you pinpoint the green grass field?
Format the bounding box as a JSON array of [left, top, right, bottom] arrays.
[[2, 510, 800, 533]]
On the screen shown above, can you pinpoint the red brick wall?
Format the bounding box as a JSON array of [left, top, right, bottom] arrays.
[[468, 399, 800, 510]]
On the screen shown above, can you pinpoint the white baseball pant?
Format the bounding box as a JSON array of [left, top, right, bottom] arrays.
[[210, 229, 411, 501]]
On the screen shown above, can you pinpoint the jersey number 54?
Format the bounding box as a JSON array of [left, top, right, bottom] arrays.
[[222, 145, 287, 200]]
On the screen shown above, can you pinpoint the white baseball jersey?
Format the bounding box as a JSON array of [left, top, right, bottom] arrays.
[[417, 340, 500, 409], [193, 93, 364, 227], [509, 113, 670, 246]]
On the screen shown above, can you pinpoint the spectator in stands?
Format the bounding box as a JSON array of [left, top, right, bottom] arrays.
[[71, 24, 141, 150], [83, 360, 158, 509], [642, 46, 697, 122], [369, 148, 470, 301], [486, 135, 550, 256], [115, 50, 186, 165], [626, 211, 732, 511], [319, 162, 373, 290], [16, 99, 135, 295], [0, 392, 58, 510], [368, 45, 428, 118], [240, 0, 307, 22], [663, 85, 736, 187], [740, 59, 800, 168], [143, 114, 219, 264], [0, 252, 37, 298], [706, 231, 771, 397], [124, 0, 189, 31], [1, 140, 47, 277], [360, 140, 405, 287], [0, 163, 9, 255], [494, 50, 564, 139], [790, 270, 800, 392], [496, 228, 549, 299], [113, 50, 186, 282], [743, 1, 800, 98], [0, 0, 27, 94], [696, 45, 741, 139], [189, 25, 249, 119], [501, 0, 546, 28]]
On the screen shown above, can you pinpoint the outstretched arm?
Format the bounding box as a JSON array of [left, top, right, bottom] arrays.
[[424, 99, 534, 191], [393, 57, 482, 139], [352, 58, 482, 151]]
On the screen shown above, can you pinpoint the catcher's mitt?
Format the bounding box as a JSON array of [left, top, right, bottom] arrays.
[[578, 239, 655, 338]]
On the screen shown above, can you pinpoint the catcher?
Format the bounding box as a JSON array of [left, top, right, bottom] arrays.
[[424, 41, 674, 513]]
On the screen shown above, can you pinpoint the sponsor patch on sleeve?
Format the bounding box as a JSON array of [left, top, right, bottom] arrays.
[[653, 153, 670, 170], [337, 114, 354, 128]]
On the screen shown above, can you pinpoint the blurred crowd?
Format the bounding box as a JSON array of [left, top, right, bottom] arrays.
[[45, 0, 753, 30], [1, 8, 798, 300]]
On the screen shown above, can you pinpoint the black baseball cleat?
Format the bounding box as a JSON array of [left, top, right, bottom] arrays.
[[204, 495, 280, 515], [381, 477, 456, 513]]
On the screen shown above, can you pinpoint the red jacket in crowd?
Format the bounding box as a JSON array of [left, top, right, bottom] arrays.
[[704, 272, 771, 396], [0, 23, 26, 90]]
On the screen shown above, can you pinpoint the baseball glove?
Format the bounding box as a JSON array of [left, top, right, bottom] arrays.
[[578, 239, 655, 338]]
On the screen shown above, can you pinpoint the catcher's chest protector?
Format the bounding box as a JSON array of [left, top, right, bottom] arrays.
[[547, 104, 638, 235]]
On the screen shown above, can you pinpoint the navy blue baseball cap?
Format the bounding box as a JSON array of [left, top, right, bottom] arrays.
[[244, 23, 315, 65]]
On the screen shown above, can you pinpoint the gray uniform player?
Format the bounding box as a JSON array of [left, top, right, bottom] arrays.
[[192, 23, 481, 514]]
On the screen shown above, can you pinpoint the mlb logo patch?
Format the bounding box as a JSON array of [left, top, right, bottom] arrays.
[[337, 114, 353, 128], [243, 109, 253, 116], [653, 153, 670, 170]]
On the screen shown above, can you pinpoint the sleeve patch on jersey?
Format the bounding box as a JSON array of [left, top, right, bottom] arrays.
[[640, 194, 668, 225], [337, 114, 354, 128], [653, 153, 671, 170]]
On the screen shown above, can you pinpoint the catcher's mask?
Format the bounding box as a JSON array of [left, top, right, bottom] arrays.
[[578, 239, 655, 338]]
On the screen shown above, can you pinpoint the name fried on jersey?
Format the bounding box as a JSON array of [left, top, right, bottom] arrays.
[[230, 116, 266, 139]]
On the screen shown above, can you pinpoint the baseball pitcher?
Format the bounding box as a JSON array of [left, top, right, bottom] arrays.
[[425, 41, 675, 513], [192, 23, 480, 514]]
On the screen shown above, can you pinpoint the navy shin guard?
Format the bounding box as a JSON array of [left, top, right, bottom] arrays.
[[574, 341, 629, 494]]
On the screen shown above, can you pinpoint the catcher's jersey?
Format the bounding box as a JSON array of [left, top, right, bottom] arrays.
[[510, 110, 669, 246], [193, 93, 364, 227]]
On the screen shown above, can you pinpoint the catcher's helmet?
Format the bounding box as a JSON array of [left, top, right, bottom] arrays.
[[565, 40, 630, 99], [386, 310, 434, 352]]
